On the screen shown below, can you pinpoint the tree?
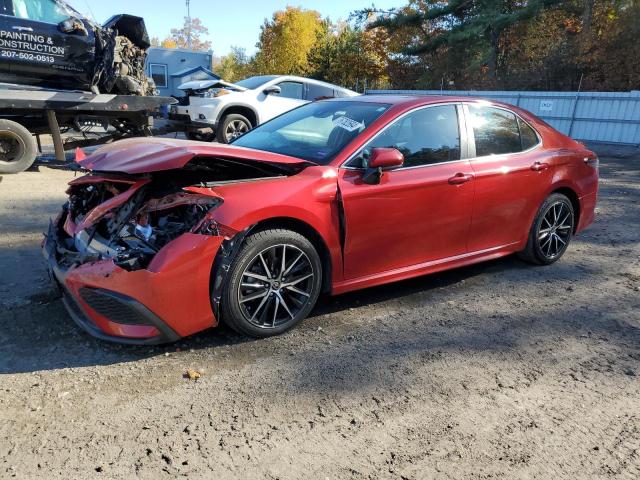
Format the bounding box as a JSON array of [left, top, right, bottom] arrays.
[[214, 47, 253, 82], [160, 38, 178, 49], [308, 20, 390, 91], [574, 0, 640, 91], [370, 0, 563, 81], [168, 16, 212, 51], [253, 7, 323, 75]]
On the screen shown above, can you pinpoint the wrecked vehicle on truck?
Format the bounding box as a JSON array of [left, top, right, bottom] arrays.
[[0, 0, 155, 95]]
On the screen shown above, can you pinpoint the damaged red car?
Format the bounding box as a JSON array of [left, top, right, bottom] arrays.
[[43, 96, 599, 344]]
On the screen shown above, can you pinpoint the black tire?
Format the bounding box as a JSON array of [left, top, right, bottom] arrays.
[[518, 193, 575, 265], [0, 120, 37, 174], [221, 229, 323, 337], [215, 113, 252, 144]]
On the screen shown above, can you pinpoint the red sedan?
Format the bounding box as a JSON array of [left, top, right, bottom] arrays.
[[43, 95, 599, 343]]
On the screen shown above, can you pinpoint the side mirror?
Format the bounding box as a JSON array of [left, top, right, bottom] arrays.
[[362, 148, 404, 185], [59, 17, 88, 36], [263, 85, 281, 96]]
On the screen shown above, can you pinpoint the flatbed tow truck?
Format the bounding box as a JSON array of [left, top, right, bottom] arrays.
[[0, 2, 182, 173], [0, 83, 177, 173]]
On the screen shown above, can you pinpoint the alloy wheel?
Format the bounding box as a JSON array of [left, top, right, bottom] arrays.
[[237, 244, 315, 329], [224, 120, 249, 142], [537, 201, 573, 259]]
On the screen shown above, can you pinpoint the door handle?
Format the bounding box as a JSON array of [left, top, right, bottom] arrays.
[[530, 162, 549, 171], [448, 172, 473, 185], [12, 26, 34, 32]]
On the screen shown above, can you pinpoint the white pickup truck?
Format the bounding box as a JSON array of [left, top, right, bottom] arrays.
[[171, 75, 358, 143]]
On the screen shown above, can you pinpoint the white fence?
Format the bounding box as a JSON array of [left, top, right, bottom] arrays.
[[366, 89, 640, 146]]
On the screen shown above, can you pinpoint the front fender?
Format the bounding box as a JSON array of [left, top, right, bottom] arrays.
[[216, 102, 260, 125], [205, 166, 344, 283]]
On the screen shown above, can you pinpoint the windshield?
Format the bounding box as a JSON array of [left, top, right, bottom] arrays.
[[13, 0, 80, 23], [232, 101, 391, 164], [235, 75, 278, 90]]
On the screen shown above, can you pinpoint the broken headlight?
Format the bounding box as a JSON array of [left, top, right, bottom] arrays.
[[113, 195, 222, 271]]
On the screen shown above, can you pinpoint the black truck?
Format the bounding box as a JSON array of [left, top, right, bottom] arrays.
[[0, 0, 155, 95], [0, 0, 177, 173]]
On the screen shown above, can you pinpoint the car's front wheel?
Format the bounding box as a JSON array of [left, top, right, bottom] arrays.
[[216, 113, 252, 144], [519, 193, 575, 265], [221, 229, 323, 337]]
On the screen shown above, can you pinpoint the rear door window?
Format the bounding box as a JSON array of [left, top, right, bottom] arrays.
[[275, 81, 304, 100], [518, 117, 540, 150], [306, 83, 334, 101], [468, 105, 522, 156]]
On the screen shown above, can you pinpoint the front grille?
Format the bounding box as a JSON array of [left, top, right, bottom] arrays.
[[78, 288, 149, 325]]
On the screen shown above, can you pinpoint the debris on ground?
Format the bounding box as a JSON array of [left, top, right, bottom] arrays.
[[184, 369, 203, 381]]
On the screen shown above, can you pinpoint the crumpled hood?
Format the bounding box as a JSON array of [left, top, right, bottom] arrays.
[[78, 138, 314, 174], [178, 79, 246, 92]]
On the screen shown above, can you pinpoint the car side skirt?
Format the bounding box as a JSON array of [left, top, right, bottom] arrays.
[[331, 242, 522, 295]]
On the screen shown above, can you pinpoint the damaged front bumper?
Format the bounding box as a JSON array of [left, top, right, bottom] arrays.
[[43, 221, 224, 345]]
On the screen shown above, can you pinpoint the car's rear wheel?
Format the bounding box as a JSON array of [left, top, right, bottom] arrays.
[[216, 113, 251, 144], [518, 193, 575, 265], [221, 229, 322, 337], [0, 120, 37, 174]]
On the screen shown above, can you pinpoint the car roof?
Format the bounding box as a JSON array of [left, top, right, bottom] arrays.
[[325, 94, 469, 105], [268, 75, 356, 94], [324, 94, 527, 111]]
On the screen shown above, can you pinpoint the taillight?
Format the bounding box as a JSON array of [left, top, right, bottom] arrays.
[[584, 156, 599, 170]]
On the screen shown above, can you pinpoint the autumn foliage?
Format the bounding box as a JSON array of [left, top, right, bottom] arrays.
[[173, 2, 640, 92]]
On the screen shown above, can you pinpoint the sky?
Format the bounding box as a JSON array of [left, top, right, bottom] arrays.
[[66, 0, 399, 57]]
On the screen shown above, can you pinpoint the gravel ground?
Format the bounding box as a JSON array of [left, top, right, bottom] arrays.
[[0, 148, 639, 479]]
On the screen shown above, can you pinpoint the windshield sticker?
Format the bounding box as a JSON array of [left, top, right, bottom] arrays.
[[333, 116, 364, 132]]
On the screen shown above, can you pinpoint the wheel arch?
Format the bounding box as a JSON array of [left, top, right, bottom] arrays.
[[551, 186, 580, 233], [209, 215, 334, 321], [217, 104, 258, 127], [250, 217, 333, 294]]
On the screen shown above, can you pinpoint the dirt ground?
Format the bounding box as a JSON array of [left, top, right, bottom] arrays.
[[0, 146, 639, 479]]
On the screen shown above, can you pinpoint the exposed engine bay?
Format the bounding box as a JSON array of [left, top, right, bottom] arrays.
[[96, 15, 157, 96], [49, 157, 299, 272]]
